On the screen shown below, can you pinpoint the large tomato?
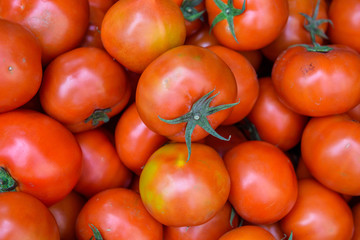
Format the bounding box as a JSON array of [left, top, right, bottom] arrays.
[[219, 226, 276, 240], [0, 19, 42, 113], [301, 114, 360, 195], [280, 178, 354, 240], [224, 140, 298, 224], [139, 143, 230, 227], [271, 45, 360, 116], [39, 47, 131, 133], [205, 0, 289, 51], [0, 0, 89, 65], [351, 202, 360, 240], [101, 0, 186, 73], [0, 191, 60, 239], [0, 109, 82, 206]]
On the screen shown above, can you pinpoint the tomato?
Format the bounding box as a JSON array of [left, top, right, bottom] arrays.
[[262, 0, 329, 61], [207, 45, 259, 125], [101, 0, 186, 73], [0, 191, 60, 239], [0, 0, 89, 65], [185, 23, 220, 48], [205, 0, 289, 51], [224, 140, 298, 224], [238, 50, 263, 72], [219, 225, 276, 240], [271, 45, 360, 116], [0, 19, 42, 113], [247, 77, 308, 151], [352, 202, 360, 240], [39, 47, 131, 133], [280, 178, 354, 240], [49, 191, 86, 240], [139, 143, 230, 227], [115, 103, 168, 175], [0, 109, 82, 206], [327, 0, 360, 53], [301, 114, 360, 195], [295, 157, 313, 180], [76, 188, 163, 240], [347, 103, 360, 122], [164, 201, 239, 240], [74, 128, 133, 198], [257, 222, 285, 240]]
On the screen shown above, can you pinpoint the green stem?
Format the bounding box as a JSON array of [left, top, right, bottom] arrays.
[[236, 117, 261, 141], [89, 224, 103, 240], [84, 108, 112, 126], [0, 167, 17, 192], [181, 0, 205, 22]]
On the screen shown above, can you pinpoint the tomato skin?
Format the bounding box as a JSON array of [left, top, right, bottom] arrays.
[[0, 0, 89, 65], [247, 77, 308, 151], [224, 141, 298, 225], [262, 0, 329, 61], [139, 143, 230, 227], [74, 128, 133, 198], [280, 178, 354, 240], [219, 226, 276, 240], [76, 188, 163, 240], [351, 202, 360, 240], [301, 114, 360, 195], [0, 19, 42, 113], [115, 103, 168, 175], [49, 191, 86, 240], [39, 47, 131, 133], [205, 0, 289, 51], [207, 45, 259, 125], [271, 45, 360, 116], [136, 45, 237, 142], [185, 23, 220, 48], [101, 0, 186, 73], [0, 191, 60, 239], [0, 109, 82, 206]]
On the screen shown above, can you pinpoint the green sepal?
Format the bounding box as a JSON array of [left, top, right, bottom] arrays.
[[291, 43, 333, 53], [181, 0, 206, 22], [84, 108, 112, 126], [89, 224, 103, 240], [0, 167, 17, 193]]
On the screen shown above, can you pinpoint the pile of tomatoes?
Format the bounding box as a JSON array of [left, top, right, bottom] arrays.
[[1, 0, 360, 239]]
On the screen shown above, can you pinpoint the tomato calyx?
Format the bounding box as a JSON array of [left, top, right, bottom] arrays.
[[236, 118, 261, 141], [209, 0, 246, 43], [0, 167, 17, 192], [181, 0, 205, 22], [89, 224, 103, 240], [159, 89, 239, 161], [84, 108, 112, 126]]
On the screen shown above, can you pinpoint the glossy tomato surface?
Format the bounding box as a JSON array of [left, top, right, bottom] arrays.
[[219, 225, 276, 240]]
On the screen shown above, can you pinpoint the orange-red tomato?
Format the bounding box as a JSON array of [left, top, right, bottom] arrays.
[[352, 202, 360, 240], [185, 23, 220, 48], [219, 226, 276, 240]]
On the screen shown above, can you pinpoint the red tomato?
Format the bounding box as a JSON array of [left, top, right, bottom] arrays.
[[271, 45, 360, 116], [352, 202, 360, 240], [139, 143, 230, 227], [219, 226, 276, 240], [101, 0, 186, 73], [0, 0, 89, 65], [262, 0, 329, 61], [207, 45, 259, 125], [328, 0, 360, 53], [295, 157, 313, 180], [238, 50, 263, 72], [247, 77, 308, 151], [114, 103, 168, 175], [205, 0, 289, 51], [0, 191, 60, 239], [257, 222, 285, 240], [76, 188, 163, 240], [224, 141, 298, 224], [0, 109, 82, 206], [74, 128, 133, 198], [280, 178, 354, 240], [185, 23, 220, 48], [0, 19, 42, 113], [49, 191, 86, 240], [347, 103, 360, 122], [301, 114, 360, 195], [39, 47, 131, 133], [164, 201, 239, 240]]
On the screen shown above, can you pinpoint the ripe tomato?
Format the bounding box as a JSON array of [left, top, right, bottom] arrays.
[[114, 103, 168, 175], [0, 109, 82, 206], [205, 0, 289, 51], [207, 45, 259, 125], [0, 191, 60, 239], [49, 191, 86, 240], [101, 0, 186, 73], [76, 188, 163, 240], [219, 226, 276, 240], [139, 143, 230, 227], [0, 0, 89, 65], [280, 178, 354, 240], [352, 202, 360, 240], [39, 47, 131, 133], [74, 128, 133, 198], [271, 45, 360, 116], [0, 19, 42, 113], [347, 103, 360, 122], [247, 77, 308, 151], [301, 114, 360, 195], [185, 23, 220, 48], [224, 140, 298, 224]]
